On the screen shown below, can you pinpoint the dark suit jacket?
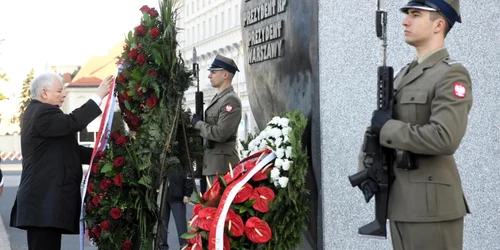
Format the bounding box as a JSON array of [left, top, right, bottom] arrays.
[[166, 166, 193, 202], [10, 99, 101, 234]]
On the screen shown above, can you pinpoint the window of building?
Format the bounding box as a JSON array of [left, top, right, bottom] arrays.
[[235, 5, 239, 25], [208, 17, 212, 36], [203, 21, 206, 39], [215, 14, 218, 34], [197, 23, 200, 42], [79, 128, 95, 146], [228, 7, 232, 25], [221, 11, 225, 31], [191, 27, 194, 44]]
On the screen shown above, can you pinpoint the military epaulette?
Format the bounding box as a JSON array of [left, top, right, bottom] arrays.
[[444, 57, 461, 66], [393, 63, 410, 78]]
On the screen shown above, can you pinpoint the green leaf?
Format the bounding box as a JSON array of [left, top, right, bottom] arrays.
[[127, 31, 132, 41], [248, 209, 255, 216], [124, 100, 131, 110], [138, 176, 152, 188], [100, 163, 113, 173], [180, 232, 197, 239], [152, 47, 163, 65], [218, 174, 228, 187], [244, 199, 257, 207]]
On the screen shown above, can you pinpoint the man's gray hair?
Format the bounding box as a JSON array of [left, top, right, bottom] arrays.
[[30, 73, 62, 99]]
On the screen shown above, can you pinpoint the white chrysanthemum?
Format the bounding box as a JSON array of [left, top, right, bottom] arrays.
[[276, 148, 285, 159], [260, 128, 270, 140], [278, 176, 289, 188], [275, 137, 283, 148], [271, 127, 282, 138], [274, 179, 280, 187], [282, 126, 292, 136], [248, 139, 258, 151], [282, 159, 292, 171], [270, 167, 281, 180], [275, 158, 284, 168], [270, 116, 281, 124], [283, 135, 290, 143], [285, 146, 293, 159], [241, 150, 250, 158], [259, 140, 268, 150], [278, 118, 290, 127]]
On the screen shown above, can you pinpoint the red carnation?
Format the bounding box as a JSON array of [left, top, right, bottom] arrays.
[[233, 183, 253, 203], [97, 151, 106, 159], [146, 95, 158, 108], [135, 25, 146, 37], [99, 220, 110, 232], [99, 179, 112, 191], [149, 27, 160, 39], [90, 226, 101, 239], [113, 156, 126, 168], [87, 182, 94, 194], [244, 217, 272, 244], [92, 194, 103, 207], [131, 116, 142, 126], [249, 186, 275, 213], [139, 5, 150, 13], [124, 110, 133, 119], [114, 173, 124, 187], [136, 83, 144, 95], [110, 207, 123, 220], [110, 131, 121, 140], [148, 8, 159, 17], [136, 54, 147, 64], [147, 69, 158, 77], [91, 164, 100, 174], [121, 239, 134, 250], [128, 48, 138, 60], [114, 136, 127, 146], [118, 72, 127, 84]]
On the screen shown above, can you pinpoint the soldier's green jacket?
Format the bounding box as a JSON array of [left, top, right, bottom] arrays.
[[380, 48, 472, 222], [195, 86, 241, 176]]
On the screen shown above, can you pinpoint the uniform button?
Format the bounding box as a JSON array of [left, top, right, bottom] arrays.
[[394, 100, 398, 105], [410, 97, 415, 101], [386, 140, 392, 144], [428, 176, 433, 181]]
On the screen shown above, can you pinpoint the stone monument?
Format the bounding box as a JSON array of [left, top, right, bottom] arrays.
[[241, 0, 321, 249]]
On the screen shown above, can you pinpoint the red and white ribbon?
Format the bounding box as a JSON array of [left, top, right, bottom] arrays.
[[79, 68, 119, 250], [208, 151, 276, 250]]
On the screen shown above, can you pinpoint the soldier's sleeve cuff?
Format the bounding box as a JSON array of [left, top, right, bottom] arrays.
[[379, 119, 404, 148], [194, 121, 202, 130]]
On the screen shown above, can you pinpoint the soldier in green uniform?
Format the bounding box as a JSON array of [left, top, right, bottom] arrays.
[[366, 0, 472, 249], [192, 55, 242, 184]]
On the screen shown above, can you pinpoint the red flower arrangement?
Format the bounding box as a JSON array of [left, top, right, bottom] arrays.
[[183, 149, 277, 249]]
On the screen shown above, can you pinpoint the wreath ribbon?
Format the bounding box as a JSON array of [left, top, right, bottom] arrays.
[[79, 68, 119, 250], [208, 151, 277, 250]]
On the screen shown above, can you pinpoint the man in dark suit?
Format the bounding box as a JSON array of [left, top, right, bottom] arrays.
[[10, 72, 114, 250], [159, 166, 194, 250]]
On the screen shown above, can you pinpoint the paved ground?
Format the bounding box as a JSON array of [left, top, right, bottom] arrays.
[[0, 164, 195, 250]]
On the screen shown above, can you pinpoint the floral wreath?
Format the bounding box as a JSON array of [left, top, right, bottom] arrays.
[[83, 1, 203, 249], [183, 110, 309, 250]]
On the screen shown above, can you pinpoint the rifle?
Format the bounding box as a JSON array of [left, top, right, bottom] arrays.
[[193, 48, 205, 180], [348, 0, 394, 239]]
